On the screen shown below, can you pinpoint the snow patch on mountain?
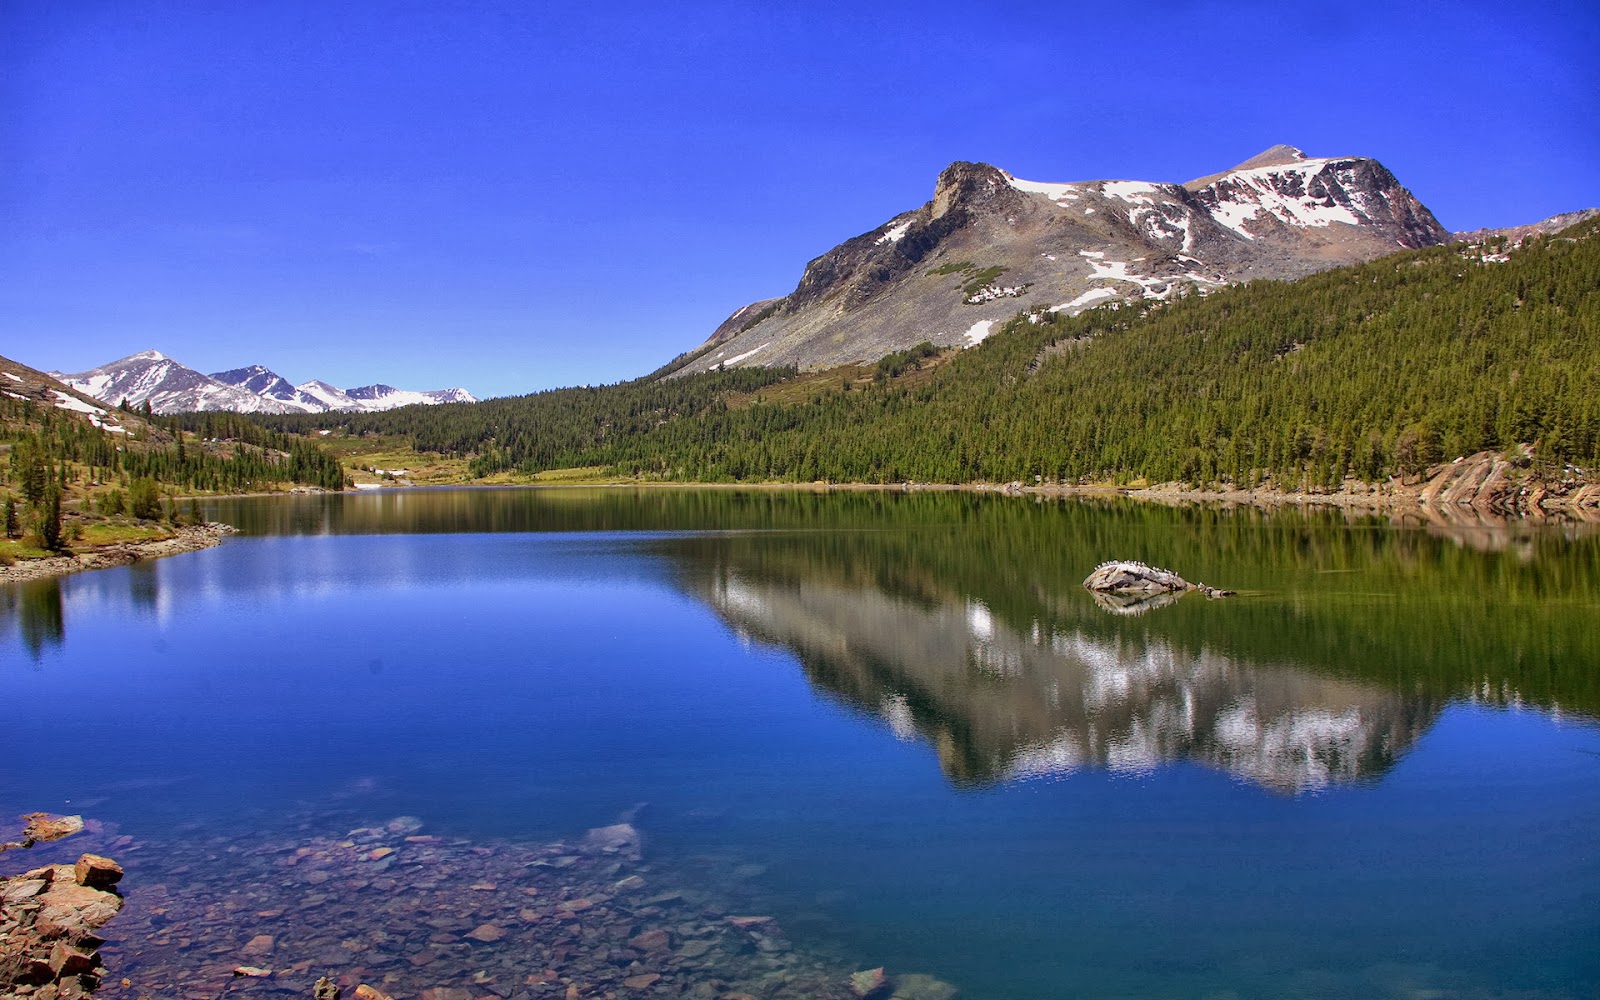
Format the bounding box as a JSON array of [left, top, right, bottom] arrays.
[[1052, 288, 1119, 313], [876, 220, 913, 245]]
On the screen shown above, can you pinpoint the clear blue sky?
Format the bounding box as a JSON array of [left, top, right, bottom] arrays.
[[3, 1, 1596, 400]]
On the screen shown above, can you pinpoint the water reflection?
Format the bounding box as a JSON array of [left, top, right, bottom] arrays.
[[683, 558, 1437, 793], [0, 579, 65, 662]]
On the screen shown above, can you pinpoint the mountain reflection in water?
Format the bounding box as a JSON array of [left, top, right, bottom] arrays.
[[687, 561, 1435, 793]]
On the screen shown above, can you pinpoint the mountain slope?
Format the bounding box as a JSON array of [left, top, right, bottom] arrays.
[[678, 145, 1450, 374], [56, 351, 292, 414], [53, 351, 477, 415], [312, 216, 1600, 501]]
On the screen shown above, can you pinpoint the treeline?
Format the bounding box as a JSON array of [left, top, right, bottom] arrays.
[[1, 396, 346, 501], [245, 220, 1600, 487], [244, 365, 796, 477]]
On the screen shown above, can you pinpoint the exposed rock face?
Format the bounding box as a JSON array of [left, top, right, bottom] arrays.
[[1, 857, 125, 997], [1451, 207, 1600, 245], [678, 145, 1456, 374]]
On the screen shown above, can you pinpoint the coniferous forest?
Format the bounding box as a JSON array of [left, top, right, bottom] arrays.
[[248, 221, 1600, 489]]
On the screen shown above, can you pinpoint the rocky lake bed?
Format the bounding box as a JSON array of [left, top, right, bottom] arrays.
[[2, 811, 952, 1000]]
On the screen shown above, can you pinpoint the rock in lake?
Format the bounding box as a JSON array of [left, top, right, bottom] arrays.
[[850, 967, 887, 997], [1082, 561, 1193, 594], [74, 854, 124, 889], [580, 822, 642, 860]]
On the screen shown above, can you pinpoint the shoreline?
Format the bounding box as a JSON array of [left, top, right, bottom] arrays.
[[343, 473, 1600, 520], [0, 522, 236, 586]]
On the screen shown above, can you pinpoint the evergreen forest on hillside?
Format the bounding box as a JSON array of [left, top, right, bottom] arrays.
[[1, 395, 345, 553], [245, 221, 1600, 489]]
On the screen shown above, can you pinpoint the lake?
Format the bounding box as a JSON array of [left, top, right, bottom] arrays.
[[3, 488, 1598, 999]]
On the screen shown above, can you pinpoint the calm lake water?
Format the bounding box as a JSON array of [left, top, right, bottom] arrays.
[[3, 488, 1598, 999]]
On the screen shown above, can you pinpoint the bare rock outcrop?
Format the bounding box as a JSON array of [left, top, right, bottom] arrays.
[[1, 857, 125, 998], [1083, 561, 1234, 604]]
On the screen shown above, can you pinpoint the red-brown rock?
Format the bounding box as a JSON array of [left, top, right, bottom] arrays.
[[73, 854, 124, 889], [628, 927, 670, 952]]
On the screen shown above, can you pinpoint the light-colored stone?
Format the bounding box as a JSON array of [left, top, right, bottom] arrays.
[[20, 814, 84, 844], [1082, 561, 1192, 595], [465, 923, 505, 943], [850, 968, 887, 997], [890, 973, 959, 1000], [580, 822, 642, 859], [240, 934, 275, 957]]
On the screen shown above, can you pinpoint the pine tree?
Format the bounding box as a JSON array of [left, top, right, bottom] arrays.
[[38, 483, 63, 551]]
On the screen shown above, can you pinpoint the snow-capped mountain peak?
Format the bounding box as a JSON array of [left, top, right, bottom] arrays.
[[675, 145, 1452, 374], [53, 352, 477, 415]]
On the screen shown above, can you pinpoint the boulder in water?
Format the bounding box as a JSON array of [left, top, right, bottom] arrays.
[[1082, 561, 1193, 594]]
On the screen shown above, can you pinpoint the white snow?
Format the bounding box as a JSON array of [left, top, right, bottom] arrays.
[[719, 342, 770, 366], [1099, 180, 1162, 204], [1007, 176, 1083, 202], [51, 391, 107, 417], [1208, 198, 1262, 239], [2, 372, 21, 382], [875, 220, 913, 245], [4, 391, 26, 400], [963, 319, 996, 346], [1204, 158, 1372, 239], [1083, 258, 1183, 301], [1051, 288, 1120, 313]]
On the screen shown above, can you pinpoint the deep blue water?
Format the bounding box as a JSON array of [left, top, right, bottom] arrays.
[[3, 489, 1598, 998]]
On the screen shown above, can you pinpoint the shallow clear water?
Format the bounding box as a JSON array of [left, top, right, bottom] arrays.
[[3, 489, 1598, 998]]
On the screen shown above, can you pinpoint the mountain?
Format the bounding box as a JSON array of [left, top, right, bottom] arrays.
[[0, 354, 145, 436], [53, 350, 288, 414], [675, 145, 1453, 374], [53, 351, 477, 415], [345, 384, 478, 407]]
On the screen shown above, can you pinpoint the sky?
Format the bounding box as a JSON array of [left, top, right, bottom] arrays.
[[2, 1, 1597, 400]]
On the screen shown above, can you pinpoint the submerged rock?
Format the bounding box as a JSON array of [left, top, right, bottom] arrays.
[[890, 973, 959, 1000], [851, 967, 888, 997], [580, 822, 643, 860]]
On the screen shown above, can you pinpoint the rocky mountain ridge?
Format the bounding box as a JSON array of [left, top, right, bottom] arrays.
[[52, 351, 476, 416], [674, 145, 1561, 375]]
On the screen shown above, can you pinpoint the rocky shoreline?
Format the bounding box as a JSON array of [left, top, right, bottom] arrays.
[[0, 523, 236, 586], [1, 815, 126, 1000]]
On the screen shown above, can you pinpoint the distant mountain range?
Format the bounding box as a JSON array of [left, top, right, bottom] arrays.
[[675, 144, 1596, 374], [52, 351, 476, 416]]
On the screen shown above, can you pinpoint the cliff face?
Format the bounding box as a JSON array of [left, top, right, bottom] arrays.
[[679, 146, 1453, 375]]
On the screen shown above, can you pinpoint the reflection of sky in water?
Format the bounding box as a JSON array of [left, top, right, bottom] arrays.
[[1, 500, 1597, 999]]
